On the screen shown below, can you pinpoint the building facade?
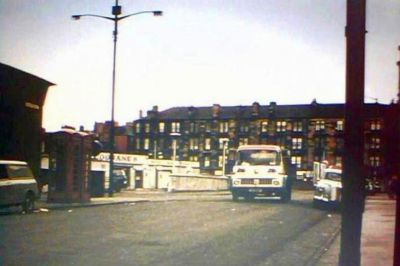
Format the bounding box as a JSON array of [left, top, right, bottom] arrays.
[[0, 62, 54, 179], [93, 121, 134, 154], [131, 101, 391, 184]]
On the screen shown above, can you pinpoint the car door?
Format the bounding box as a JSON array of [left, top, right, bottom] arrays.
[[0, 164, 14, 205]]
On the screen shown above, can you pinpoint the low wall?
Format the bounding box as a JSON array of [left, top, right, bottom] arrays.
[[168, 174, 229, 192]]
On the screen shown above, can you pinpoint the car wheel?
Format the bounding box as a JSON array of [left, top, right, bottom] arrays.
[[313, 199, 321, 209], [22, 193, 35, 213]]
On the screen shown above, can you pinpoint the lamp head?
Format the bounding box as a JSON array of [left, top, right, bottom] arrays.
[[72, 15, 81, 20], [153, 11, 163, 16]]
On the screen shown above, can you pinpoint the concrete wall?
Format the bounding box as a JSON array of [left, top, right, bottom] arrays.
[[168, 174, 229, 192]]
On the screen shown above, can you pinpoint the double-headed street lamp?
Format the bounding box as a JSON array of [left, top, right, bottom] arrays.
[[72, 0, 162, 196]]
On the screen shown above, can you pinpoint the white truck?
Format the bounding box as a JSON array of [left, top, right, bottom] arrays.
[[229, 145, 294, 202]]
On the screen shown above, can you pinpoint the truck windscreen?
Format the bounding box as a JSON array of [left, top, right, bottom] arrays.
[[237, 150, 280, 166]]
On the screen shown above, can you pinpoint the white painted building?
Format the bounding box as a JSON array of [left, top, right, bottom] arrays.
[[91, 153, 200, 190]]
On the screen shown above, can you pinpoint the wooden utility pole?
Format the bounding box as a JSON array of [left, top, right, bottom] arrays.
[[339, 1, 366, 265]]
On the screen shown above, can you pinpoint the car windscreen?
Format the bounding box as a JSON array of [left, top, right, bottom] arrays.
[[6, 165, 34, 178], [325, 172, 341, 182], [237, 149, 280, 166]]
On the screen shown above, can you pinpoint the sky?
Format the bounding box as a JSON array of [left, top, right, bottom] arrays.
[[0, 0, 399, 131]]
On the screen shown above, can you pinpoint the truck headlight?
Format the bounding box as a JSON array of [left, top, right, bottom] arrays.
[[273, 180, 280, 186], [233, 179, 240, 185]]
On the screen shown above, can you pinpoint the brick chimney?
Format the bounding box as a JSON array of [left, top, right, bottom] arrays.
[[212, 104, 221, 118], [251, 102, 260, 116], [147, 105, 159, 119], [188, 106, 197, 118], [268, 101, 277, 116]]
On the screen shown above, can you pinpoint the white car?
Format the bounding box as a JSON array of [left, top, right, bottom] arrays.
[[0, 160, 39, 213], [313, 168, 342, 208]]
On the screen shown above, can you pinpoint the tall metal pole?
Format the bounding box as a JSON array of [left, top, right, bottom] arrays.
[[108, 0, 119, 197], [222, 141, 227, 176], [172, 138, 177, 174], [339, 1, 366, 265]]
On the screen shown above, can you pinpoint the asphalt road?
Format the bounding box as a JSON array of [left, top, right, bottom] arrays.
[[0, 191, 340, 266]]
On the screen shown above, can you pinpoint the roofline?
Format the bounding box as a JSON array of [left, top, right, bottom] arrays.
[[0, 62, 56, 86]]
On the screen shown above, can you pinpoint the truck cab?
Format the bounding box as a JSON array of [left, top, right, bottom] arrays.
[[229, 145, 293, 202]]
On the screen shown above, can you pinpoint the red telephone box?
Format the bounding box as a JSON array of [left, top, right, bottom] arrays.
[[47, 129, 92, 203]]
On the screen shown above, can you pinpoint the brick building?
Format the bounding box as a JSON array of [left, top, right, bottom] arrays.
[[131, 101, 391, 184], [93, 121, 134, 153]]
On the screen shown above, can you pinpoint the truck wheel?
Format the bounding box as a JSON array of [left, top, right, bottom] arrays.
[[22, 193, 35, 213], [232, 192, 239, 201], [280, 190, 290, 203]]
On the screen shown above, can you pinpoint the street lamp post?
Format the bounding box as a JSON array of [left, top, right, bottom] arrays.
[[170, 133, 181, 174], [72, 0, 162, 197], [219, 138, 229, 176]]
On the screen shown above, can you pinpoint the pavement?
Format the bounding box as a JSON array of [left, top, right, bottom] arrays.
[[317, 193, 396, 266], [36, 190, 396, 266]]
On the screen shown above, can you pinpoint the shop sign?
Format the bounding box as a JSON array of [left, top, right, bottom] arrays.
[[95, 153, 147, 164]]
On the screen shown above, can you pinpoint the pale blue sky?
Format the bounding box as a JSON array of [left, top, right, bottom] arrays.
[[0, 0, 399, 131]]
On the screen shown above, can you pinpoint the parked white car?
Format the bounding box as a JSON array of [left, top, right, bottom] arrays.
[[0, 160, 39, 213], [313, 168, 342, 207]]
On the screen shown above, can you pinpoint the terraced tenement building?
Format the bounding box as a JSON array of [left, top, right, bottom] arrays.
[[131, 101, 392, 184]]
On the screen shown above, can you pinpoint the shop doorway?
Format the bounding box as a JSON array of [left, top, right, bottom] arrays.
[[135, 170, 143, 188]]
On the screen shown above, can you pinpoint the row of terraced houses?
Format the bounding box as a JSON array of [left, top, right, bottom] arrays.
[[93, 100, 395, 186]]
